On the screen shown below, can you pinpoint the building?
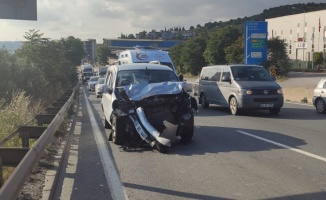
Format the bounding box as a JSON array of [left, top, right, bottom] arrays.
[[266, 9, 326, 65], [83, 39, 97, 64]]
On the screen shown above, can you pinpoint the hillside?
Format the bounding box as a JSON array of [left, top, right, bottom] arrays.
[[0, 41, 23, 53]]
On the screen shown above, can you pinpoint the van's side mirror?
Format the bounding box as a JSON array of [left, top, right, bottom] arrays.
[[222, 75, 231, 82], [102, 85, 113, 94]]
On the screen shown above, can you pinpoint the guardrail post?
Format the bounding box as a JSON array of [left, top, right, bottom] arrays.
[[20, 132, 29, 148], [0, 158, 3, 187]]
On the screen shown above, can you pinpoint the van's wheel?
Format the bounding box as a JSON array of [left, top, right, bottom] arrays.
[[104, 116, 111, 129], [112, 116, 126, 145], [315, 98, 326, 114], [229, 97, 239, 115], [200, 93, 209, 108], [269, 108, 281, 115]]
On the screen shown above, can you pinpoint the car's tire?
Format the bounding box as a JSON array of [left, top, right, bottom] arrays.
[[179, 116, 194, 143], [104, 116, 111, 129], [229, 97, 239, 115], [269, 108, 281, 115], [200, 93, 209, 108], [315, 98, 326, 114], [112, 116, 126, 145]]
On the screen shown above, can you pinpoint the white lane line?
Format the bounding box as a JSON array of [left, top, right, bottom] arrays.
[[237, 130, 326, 163], [83, 88, 128, 200]]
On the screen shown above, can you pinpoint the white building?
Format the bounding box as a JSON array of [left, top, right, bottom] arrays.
[[266, 9, 326, 63]]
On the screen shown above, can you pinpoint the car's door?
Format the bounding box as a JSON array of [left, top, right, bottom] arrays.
[[321, 80, 326, 100], [101, 70, 114, 122]]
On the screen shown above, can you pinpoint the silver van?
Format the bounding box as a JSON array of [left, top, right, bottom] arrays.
[[198, 64, 284, 115]]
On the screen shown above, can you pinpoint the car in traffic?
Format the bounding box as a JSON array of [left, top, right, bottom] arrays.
[[87, 76, 99, 91], [191, 78, 199, 96], [101, 63, 198, 153], [312, 78, 326, 114], [95, 77, 105, 98], [198, 64, 284, 115]]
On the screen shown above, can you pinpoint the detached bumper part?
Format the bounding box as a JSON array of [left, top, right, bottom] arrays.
[[136, 107, 172, 147]]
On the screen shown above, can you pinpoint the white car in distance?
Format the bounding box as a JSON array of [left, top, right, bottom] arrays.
[[95, 77, 105, 98]]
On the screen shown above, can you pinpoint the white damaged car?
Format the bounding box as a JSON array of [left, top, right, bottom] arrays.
[[101, 63, 198, 153]]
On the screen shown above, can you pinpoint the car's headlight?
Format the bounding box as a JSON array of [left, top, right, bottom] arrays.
[[239, 89, 252, 95], [277, 89, 283, 94]]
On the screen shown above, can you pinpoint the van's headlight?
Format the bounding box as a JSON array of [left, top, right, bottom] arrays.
[[277, 89, 283, 94], [239, 89, 252, 95]]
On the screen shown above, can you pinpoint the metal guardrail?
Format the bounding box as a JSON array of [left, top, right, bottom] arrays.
[[0, 84, 78, 200]]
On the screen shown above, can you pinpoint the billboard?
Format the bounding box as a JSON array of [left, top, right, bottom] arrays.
[[0, 0, 37, 20], [244, 21, 267, 64]]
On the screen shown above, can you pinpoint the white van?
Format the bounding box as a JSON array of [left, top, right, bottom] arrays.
[[198, 64, 284, 115], [117, 46, 176, 72]]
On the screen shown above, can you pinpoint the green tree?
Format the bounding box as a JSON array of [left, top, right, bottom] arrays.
[[96, 44, 110, 65], [263, 37, 292, 76], [169, 44, 184, 74], [58, 36, 85, 66], [225, 35, 244, 64], [313, 52, 324, 68], [204, 26, 242, 65], [180, 36, 207, 75]]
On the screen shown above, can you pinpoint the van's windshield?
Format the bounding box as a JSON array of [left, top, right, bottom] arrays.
[[231, 66, 273, 81]]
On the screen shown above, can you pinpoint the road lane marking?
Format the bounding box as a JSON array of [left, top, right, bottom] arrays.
[[83, 88, 127, 200], [237, 130, 326, 163]]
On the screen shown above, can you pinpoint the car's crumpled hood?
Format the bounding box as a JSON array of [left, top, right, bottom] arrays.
[[121, 81, 185, 101]]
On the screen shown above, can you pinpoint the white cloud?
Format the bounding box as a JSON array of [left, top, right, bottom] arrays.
[[0, 0, 324, 42]]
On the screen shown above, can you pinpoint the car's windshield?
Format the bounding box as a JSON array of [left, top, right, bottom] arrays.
[[117, 70, 178, 86], [90, 77, 99, 81], [231, 66, 273, 81], [98, 78, 105, 84]]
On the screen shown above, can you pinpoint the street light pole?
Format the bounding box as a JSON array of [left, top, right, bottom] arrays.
[[292, 7, 307, 67]]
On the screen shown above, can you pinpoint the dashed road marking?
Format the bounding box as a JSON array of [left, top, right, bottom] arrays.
[[237, 130, 326, 163]]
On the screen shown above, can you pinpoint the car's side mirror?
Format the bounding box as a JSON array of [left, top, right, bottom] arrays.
[[179, 74, 184, 81], [102, 85, 113, 94], [222, 75, 231, 82]]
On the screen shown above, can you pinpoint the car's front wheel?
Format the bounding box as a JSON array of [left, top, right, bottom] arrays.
[[112, 116, 126, 145], [229, 97, 239, 115], [315, 98, 326, 114], [179, 116, 194, 144]]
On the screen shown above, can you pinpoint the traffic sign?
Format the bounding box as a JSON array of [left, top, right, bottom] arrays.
[[244, 21, 268, 65]]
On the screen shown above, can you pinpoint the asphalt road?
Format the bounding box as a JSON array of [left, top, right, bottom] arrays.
[[52, 83, 326, 200]]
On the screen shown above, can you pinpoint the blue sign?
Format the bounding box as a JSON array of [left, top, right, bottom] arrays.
[[244, 21, 267, 64]]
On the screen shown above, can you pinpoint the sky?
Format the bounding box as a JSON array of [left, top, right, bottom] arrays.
[[0, 0, 325, 42]]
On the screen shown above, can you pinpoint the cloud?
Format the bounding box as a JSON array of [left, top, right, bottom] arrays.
[[0, 0, 325, 42]]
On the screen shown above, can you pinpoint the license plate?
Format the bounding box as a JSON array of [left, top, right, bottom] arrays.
[[131, 118, 148, 140], [260, 104, 274, 108]]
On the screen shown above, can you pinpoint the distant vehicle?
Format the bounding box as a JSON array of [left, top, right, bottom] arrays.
[[117, 46, 177, 72], [198, 64, 283, 115], [191, 78, 199, 96], [95, 77, 105, 98], [87, 76, 99, 91], [312, 78, 326, 114], [81, 64, 94, 83], [98, 66, 108, 76]]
